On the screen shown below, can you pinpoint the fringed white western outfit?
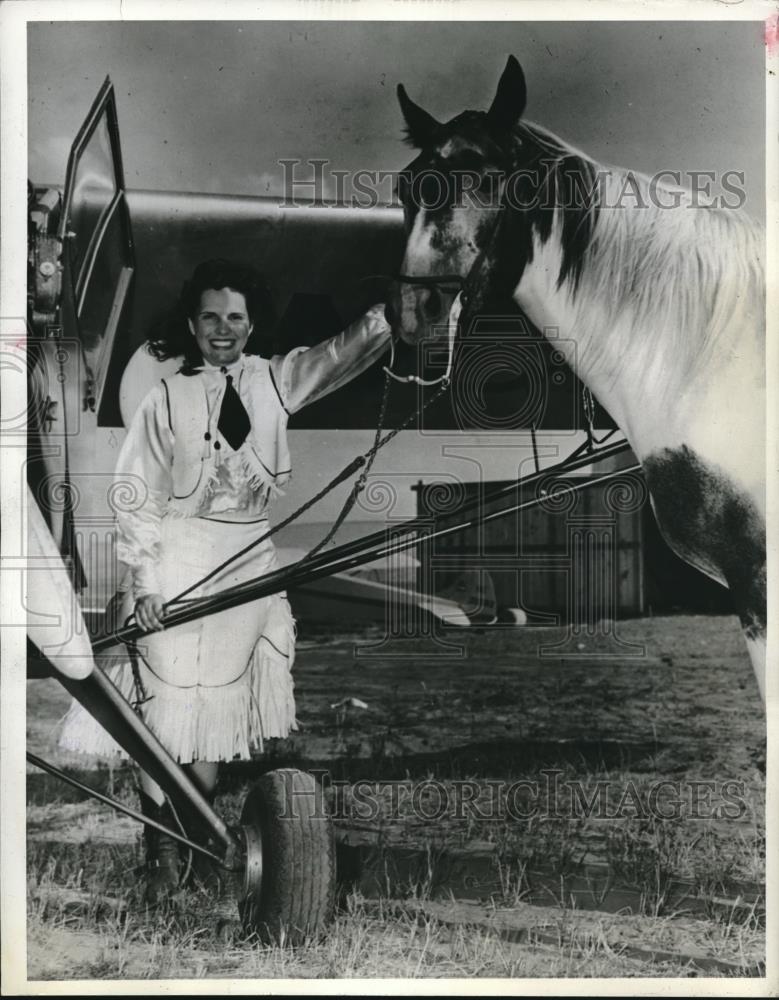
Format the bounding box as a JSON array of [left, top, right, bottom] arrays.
[[60, 306, 391, 763]]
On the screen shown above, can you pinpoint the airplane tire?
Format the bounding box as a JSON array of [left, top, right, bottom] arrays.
[[239, 768, 335, 945]]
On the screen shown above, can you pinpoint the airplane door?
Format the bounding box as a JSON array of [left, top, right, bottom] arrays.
[[28, 75, 134, 576], [57, 75, 135, 424]]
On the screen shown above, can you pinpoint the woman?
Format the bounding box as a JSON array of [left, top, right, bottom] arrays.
[[61, 258, 391, 901]]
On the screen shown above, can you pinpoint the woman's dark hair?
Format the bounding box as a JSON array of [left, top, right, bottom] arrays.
[[147, 259, 276, 371]]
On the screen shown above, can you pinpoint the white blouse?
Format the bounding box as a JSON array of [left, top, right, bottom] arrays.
[[116, 304, 391, 598]]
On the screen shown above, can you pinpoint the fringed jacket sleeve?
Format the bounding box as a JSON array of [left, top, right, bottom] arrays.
[[114, 384, 174, 599], [271, 304, 391, 415]]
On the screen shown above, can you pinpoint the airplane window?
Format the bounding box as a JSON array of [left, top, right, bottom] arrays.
[[67, 114, 116, 291], [53, 78, 135, 425], [78, 201, 131, 385]]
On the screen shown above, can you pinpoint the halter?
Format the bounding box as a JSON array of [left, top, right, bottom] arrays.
[[383, 178, 512, 387], [383, 283, 463, 387], [381, 267, 475, 387]]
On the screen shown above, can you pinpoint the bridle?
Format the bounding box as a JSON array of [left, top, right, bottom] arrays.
[[383, 275, 465, 387], [384, 180, 511, 387]]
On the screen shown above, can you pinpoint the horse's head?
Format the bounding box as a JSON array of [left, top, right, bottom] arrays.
[[389, 56, 527, 344]]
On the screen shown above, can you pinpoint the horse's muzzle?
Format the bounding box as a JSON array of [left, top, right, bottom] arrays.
[[389, 274, 462, 344], [423, 287, 442, 321], [386, 281, 418, 343], [383, 300, 399, 333]]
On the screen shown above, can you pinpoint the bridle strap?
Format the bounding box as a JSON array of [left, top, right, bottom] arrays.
[[383, 293, 461, 387], [384, 200, 507, 385], [394, 273, 465, 290]]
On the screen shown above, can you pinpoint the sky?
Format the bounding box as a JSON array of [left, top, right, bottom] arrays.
[[28, 19, 766, 212]]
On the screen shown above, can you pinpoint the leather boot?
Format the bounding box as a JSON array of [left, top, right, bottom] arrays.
[[188, 793, 241, 934], [139, 792, 181, 904], [188, 791, 219, 893], [213, 862, 242, 939], [189, 842, 241, 932]]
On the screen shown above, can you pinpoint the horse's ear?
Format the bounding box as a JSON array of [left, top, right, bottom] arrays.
[[397, 83, 441, 148], [487, 56, 527, 133]]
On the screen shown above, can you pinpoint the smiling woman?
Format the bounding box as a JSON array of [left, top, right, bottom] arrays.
[[191, 288, 253, 367], [148, 258, 276, 371], [59, 256, 391, 907]]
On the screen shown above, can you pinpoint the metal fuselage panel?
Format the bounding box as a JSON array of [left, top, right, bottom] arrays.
[[125, 189, 404, 360]]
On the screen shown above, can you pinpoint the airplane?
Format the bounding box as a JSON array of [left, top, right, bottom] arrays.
[[26, 75, 571, 644]]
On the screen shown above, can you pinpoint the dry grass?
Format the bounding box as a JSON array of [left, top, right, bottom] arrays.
[[25, 786, 764, 982], [26, 873, 762, 982]]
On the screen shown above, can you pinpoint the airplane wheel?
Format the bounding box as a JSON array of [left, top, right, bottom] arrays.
[[239, 768, 335, 945]]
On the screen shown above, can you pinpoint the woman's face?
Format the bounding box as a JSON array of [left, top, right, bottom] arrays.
[[188, 287, 253, 367]]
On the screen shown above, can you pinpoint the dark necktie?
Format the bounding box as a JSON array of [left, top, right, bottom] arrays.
[[217, 370, 251, 451]]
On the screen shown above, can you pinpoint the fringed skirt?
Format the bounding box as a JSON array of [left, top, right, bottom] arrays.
[[59, 515, 297, 763]]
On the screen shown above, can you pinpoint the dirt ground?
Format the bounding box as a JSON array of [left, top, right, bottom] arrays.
[[24, 613, 767, 981], [29, 613, 764, 773]]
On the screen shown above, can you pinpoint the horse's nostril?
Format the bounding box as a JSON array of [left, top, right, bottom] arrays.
[[424, 288, 442, 319], [384, 302, 398, 329]]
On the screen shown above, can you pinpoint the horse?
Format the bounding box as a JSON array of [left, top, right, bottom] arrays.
[[388, 56, 766, 700]]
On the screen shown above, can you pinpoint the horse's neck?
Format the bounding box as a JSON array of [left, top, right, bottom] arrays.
[[512, 232, 642, 435], [512, 230, 764, 504]]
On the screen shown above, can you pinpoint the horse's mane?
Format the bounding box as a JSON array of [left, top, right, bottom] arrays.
[[516, 120, 765, 379]]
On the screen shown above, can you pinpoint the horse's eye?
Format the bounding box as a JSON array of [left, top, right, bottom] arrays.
[[457, 151, 485, 172], [477, 172, 501, 197], [422, 174, 442, 208], [412, 170, 448, 212]]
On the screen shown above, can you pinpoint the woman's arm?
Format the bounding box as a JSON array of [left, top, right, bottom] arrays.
[[113, 384, 173, 605], [271, 304, 391, 415]]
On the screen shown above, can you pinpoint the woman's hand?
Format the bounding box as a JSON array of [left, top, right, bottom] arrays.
[[135, 593, 166, 632]]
